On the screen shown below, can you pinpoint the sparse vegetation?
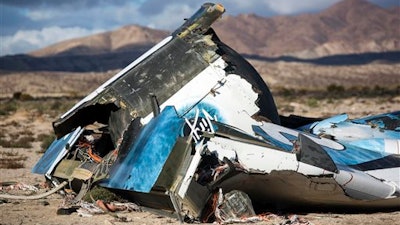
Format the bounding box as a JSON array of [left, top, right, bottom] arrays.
[[13, 92, 34, 101], [306, 98, 319, 108], [0, 100, 18, 115], [0, 151, 28, 169], [274, 85, 399, 100], [37, 133, 56, 153], [83, 186, 122, 203], [1, 97, 78, 118], [278, 104, 295, 114], [0, 137, 34, 148], [0, 128, 36, 148], [326, 84, 345, 94], [0, 96, 77, 154]]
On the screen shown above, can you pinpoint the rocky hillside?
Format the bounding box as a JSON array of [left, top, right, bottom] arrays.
[[0, 0, 399, 72], [213, 0, 400, 58], [29, 25, 168, 57]]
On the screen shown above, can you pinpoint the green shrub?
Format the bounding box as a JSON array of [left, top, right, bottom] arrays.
[[327, 84, 345, 93], [38, 133, 56, 153], [279, 104, 295, 113], [0, 137, 33, 148], [306, 98, 319, 108], [13, 92, 34, 101], [0, 151, 27, 169], [0, 101, 18, 115], [83, 186, 122, 202]]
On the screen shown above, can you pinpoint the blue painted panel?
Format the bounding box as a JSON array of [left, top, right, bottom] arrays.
[[324, 139, 389, 165], [31, 127, 83, 175], [311, 113, 348, 133], [352, 111, 400, 131], [253, 123, 397, 166], [101, 106, 184, 192], [252, 125, 293, 151]]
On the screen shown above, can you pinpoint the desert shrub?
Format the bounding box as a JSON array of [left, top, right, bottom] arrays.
[[327, 84, 345, 94], [18, 136, 35, 148], [0, 132, 34, 148], [83, 186, 122, 202], [279, 104, 295, 113], [13, 92, 34, 101], [38, 133, 56, 153], [306, 98, 319, 108], [1, 151, 19, 157], [20, 129, 34, 136], [0, 100, 18, 115], [50, 100, 62, 110], [68, 91, 80, 98], [35, 103, 47, 115], [0, 159, 25, 169], [9, 133, 20, 139], [0, 138, 33, 148], [274, 87, 296, 97], [372, 85, 387, 96], [0, 151, 27, 169], [0, 138, 6, 147], [0, 138, 12, 148]]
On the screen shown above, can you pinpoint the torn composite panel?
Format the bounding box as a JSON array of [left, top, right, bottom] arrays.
[[99, 57, 270, 192], [204, 119, 399, 209], [36, 3, 280, 197], [51, 30, 279, 147], [31, 3, 400, 222]]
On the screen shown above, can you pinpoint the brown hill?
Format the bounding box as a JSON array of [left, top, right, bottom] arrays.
[[30, 25, 168, 57], [26, 0, 400, 58], [1, 0, 399, 72], [212, 0, 400, 58]]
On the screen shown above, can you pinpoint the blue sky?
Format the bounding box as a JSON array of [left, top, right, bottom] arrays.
[[0, 0, 398, 56]]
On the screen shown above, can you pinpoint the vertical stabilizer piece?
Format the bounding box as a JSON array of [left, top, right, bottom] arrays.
[[296, 134, 338, 173]]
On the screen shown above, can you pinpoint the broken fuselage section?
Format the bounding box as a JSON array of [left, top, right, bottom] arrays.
[[32, 2, 400, 222]]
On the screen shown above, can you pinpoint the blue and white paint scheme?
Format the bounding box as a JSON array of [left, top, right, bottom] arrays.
[[247, 114, 400, 200], [101, 106, 184, 192], [32, 127, 83, 179], [31, 3, 400, 221]]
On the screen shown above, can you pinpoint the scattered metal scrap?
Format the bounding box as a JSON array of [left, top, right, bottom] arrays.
[[0, 182, 39, 192], [2, 2, 397, 224], [77, 201, 141, 218]]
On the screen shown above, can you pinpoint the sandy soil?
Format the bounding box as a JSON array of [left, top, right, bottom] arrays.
[[1, 197, 399, 225]]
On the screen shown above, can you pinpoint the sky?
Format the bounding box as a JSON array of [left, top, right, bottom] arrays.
[[0, 0, 399, 56]]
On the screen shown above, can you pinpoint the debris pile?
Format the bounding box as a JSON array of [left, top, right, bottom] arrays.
[[77, 201, 141, 217], [2, 2, 398, 225], [0, 182, 39, 192]]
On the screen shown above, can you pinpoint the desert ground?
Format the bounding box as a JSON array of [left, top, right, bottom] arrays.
[[0, 61, 399, 225]]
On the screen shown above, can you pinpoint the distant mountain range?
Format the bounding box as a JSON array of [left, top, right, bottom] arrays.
[[1, 0, 399, 72]]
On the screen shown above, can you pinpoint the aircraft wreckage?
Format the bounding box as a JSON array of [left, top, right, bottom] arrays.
[[29, 2, 399, 223]]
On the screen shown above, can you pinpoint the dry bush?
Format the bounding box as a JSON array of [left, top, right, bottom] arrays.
[[0, 130, 35, 149], [0, 137, 33, 148], [273, 85, 400, 100], [0, 151, 28, 169], [12, 92, 34, 101], [37, 133, 56, 153], [0, 100, 18, 115], [83, 186, 123, 202]]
